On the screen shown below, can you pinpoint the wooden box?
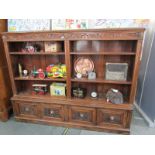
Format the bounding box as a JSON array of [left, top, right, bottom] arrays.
[[44, 42, 62, 52]]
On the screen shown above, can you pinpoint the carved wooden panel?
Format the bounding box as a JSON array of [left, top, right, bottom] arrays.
[[69, 106, 96, 125], [68, 32, 143, 40], [2, 29, 144, 41], [2, 33, 66, 41], [18, 102, 38, 117], [97, 109, 127, 128], [42, 104, 65, 121]]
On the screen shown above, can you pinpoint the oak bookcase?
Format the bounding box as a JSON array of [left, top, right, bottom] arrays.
[[2, 28, 145, 134]]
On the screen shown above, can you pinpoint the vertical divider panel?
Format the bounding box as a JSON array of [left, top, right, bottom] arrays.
[[65, 39, 71, 98], [3, 41, 17, 94], [129, 40, 143, 104]]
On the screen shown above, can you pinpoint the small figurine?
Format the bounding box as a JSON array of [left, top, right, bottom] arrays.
[[23, 70, 28, 77], [31, 66, 46, 79], [32, 84, 47, 95], [76, 73, 82, 79], [88, 71, 96, 80]]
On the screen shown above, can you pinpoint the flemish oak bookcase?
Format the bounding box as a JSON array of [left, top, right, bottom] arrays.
[[2, 28, 145, 134]]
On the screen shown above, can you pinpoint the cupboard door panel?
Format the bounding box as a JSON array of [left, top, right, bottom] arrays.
[[97, 109, 127, 128], [16, 102, 38, 118], [69, 106, 96, 125], [42, 104, 65, 121]]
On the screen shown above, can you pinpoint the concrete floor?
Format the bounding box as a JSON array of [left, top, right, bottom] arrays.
[[0, 108, 155, 135]]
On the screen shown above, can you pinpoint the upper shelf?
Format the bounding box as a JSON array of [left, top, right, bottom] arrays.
[[70, 52, 136, 55], [10, 52, 65, 55], [14, 77, 66, 82], [71, 78, 132, 85]]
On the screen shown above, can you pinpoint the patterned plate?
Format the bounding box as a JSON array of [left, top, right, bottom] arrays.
[[74, 57, 94, 76]]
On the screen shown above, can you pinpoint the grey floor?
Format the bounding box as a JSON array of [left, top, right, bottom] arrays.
[[0, 108, 155, 135]]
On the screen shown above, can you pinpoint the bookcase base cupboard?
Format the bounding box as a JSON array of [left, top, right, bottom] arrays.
[[2, 28, 145, 134]]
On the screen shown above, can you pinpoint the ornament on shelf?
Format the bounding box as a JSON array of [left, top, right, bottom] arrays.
[[44, 41, 62, 53], [88, 71, 96, 80], [76, 72, 82, 79], [105, 63, 128, 81], [106, 88, 124, 104], [31, 66, 46, 79], [23, 70, 28, 77], [22, 42, 41, 53], [46, 64, 66, 78], [32, 84, 47, 95], [18, 63, 23, 77], [90, 91, 98, 98], [74, 57, 94, 77], [72, 87, 87, 98]]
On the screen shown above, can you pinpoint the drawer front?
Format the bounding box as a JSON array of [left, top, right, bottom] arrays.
[[69, 106, 96, 125], [97, 109, 127, 128], [16, 102, 38, 118], [42, 104, 65, 121]]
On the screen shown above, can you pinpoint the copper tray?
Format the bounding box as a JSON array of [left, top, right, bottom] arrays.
[[74, 57, 94, 76]]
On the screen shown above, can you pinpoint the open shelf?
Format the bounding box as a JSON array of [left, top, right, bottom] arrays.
[[71, 96, 129, 104], [71, 78, 132, 85], [10, 52, 65, 55], [71, 82, 131, 103], [70, 52, 136, 55], [16, 91, 67, 100], [14, 77, 66, 82]]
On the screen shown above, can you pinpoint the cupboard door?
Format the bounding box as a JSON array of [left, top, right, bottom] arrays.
[[69, 106, 96, 125], [17, 102, 38, 118], [42, 104, 65, 121], [97, 109, 127, 128]]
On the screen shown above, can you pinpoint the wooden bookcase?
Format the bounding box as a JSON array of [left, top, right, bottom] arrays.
[[2, 28, 145, 134]]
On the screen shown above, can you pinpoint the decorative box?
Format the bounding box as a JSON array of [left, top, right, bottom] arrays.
[[50, 83, 66, 96], [45, 42, 62, 52], [105, 63, 128, 81]]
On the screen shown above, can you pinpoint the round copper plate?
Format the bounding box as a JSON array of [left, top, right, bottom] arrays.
[[74, 57, 94, 76]]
